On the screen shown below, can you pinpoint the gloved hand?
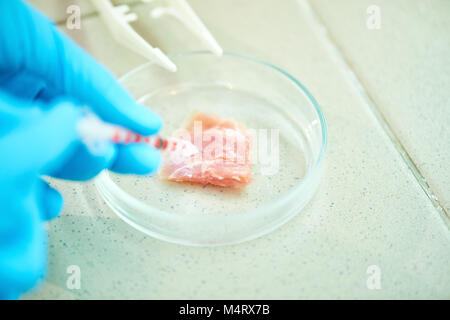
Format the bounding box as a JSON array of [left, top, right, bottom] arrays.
[[0, 0, 163, 299], [0, 96, 84, 300]]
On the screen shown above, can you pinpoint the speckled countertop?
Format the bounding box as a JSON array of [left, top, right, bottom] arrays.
[[25, 0, 450, 299]]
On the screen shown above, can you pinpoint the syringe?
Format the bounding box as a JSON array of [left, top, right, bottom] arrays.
[[77, 112, 198, 157]]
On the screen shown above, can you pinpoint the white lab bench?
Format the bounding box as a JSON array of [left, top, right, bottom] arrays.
[[24, 0, 450, 299]]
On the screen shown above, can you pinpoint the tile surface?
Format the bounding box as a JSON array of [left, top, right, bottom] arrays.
[[308, 0, 450, 214], [22, 0, 450, 299]]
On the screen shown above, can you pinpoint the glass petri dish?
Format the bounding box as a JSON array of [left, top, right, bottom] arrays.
[[95, 51, 327, 246]]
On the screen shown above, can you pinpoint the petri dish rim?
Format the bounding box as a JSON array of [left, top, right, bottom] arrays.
[[96, 51, 328, 225]]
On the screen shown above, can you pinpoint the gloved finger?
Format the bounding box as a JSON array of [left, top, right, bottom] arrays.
[[0, 69, 47, 104], [0, 95, 82, 175], [110, 144, 161, 175], [0, 192, 47, 300], [0, 94, 42, 135], [49, 142, 117, 181], [35, 179, 63, 221], [0, 0, 162, 136], [51, 143, 160, 180]]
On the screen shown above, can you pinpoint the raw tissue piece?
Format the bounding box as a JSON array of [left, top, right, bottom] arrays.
[[160, 112, 253, 188]]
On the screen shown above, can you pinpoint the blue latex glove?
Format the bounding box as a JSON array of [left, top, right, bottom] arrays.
[[0, 0, 162, 299]]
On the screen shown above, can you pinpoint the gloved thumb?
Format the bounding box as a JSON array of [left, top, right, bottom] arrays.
[[36, 179, 64, 221], [0, 96, 83, 176]]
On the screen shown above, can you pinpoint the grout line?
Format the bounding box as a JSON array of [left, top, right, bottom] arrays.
[[55, 10, 98, 25], [298, 0, 450, 229], [55, 9, 96, 25]]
